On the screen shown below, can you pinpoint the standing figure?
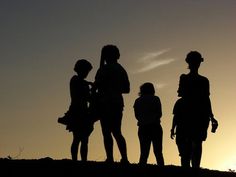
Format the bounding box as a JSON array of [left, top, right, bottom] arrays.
[[170, 97, 191, 167], [93, 44, 130, 164], [133, 82, 164, 166], [58, 59, 94, 161], [175, 51, 218, 168]]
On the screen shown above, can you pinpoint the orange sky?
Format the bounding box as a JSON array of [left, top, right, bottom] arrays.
[[0, 0, 236, 171]]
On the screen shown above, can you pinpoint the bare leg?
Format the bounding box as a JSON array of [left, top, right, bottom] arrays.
[[71, 132, 80, 161], [101, 120, 114, 162], [113, 130, 128, 162], [191, 140, 202, 168], [81, 137, 89, 162]]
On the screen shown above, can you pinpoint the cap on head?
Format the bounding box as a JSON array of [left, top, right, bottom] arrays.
[[101, 44, 120, 61], [74, 59, 92, 73], [185, 51, 204, 63]]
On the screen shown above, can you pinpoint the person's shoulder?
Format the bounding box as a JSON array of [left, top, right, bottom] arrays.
[[95, 66, 107, 78], [198, 74, 209, 83], [115, 63, 127, 71], [175, 98, 183, 105], [117, 63, 124, 67], [133, 96, 141, 106], [173, 98, 183, 112], [180, 73, 187, 77], [70, 75, 78, 82], [98, 63, 116, 73], [135, 96, 142, 102], [70, 75, 86, 84], [153, 95, 161, 100], [179, 73, 187, 80], [70, 75, 79, 87], [198, 74, 209, 80], [145, 95, 161, 103]]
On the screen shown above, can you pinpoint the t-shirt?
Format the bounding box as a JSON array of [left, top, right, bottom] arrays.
[[133, 95, 162, 126]]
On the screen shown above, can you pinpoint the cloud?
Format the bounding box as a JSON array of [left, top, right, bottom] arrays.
[[137, 58, 175, 73], [134, 49, 176, 73], [138, 49, 170, 63], [155, 83, 167, 89]]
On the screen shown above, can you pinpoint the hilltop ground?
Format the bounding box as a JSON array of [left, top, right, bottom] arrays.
[[1, 158, 236, 177]]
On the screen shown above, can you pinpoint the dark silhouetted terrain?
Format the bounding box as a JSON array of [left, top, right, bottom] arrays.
[[1, 158, 236, 177]]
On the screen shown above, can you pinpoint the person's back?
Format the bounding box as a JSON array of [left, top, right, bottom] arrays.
[[133, 82, 164, 166], [95, 62, 129, 107], [134, 94, 162, 126]]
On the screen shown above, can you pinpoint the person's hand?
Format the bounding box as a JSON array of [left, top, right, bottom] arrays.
[[170, 129, 175, 139], [211, 117, 218, 133]]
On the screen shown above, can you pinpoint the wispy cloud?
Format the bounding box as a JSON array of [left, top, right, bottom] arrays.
[[134, 49, 175, 73], [137, 58, 175, 73], [138, 49, 170, 63], [154, 83, 167, 89]]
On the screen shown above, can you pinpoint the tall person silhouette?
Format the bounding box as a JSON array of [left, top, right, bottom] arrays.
[[133, 82, 165, 166], [174, 51, 218, 168], [93, 44, 130, 164], [58, 59, 94, 161]]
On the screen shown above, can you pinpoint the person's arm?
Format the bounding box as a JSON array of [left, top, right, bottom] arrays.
[[206, 79, 214, 118], [69, 76, 77, 103], [170, 115, 177, 139], [156, 97, 162, 119], [206, 78, 218, 133], [208, 97, 214, 118], [170, 100, 180, 139], [210, 116, 218, 133], [133, 101, 140, 121], [121, 67, 130, 94], [177, 74, 185, 97]]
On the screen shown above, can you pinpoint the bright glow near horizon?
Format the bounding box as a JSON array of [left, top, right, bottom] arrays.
[[0, 0, 236, 171]]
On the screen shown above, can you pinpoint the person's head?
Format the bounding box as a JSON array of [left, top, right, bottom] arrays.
[[185, 51, 204, 71], [101, 44, 120, 64], [139, 82, 155, 96], [74, 59, 92, 78]]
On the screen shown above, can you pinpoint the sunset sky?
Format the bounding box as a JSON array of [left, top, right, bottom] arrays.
[[1, 0, 236, 171]]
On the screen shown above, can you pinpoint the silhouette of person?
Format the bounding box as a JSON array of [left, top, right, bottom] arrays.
[[175, 51, 218, 168], [93, 44, 130, 164], [62, 59, 94, 161], [133, 82, 165, 166], [171, 97, 192, 167], [171, 97, 218, 168]]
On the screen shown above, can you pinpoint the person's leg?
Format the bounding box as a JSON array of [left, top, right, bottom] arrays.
[[71, 131, 80, 161], [113, 132, 128, 162], [191, 140, 202, 168], [176, 135, 191, 167], [80, 136, 89, 162], [112, 111, 128, 163], [138, 126, 151, 165], [182, 140, 192, 167], [152, 125, 164, 166], [101, 119, 114, 162]]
